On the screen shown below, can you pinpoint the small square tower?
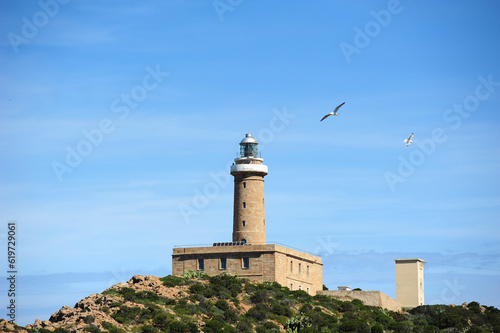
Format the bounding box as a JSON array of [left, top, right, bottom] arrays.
[[395, 258, 425, 308]]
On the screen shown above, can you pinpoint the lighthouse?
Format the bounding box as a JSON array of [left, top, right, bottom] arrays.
[[172, 133, 323, 295], [231, 134, 268, 245]]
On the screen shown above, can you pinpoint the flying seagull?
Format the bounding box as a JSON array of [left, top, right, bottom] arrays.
[[320, 102, 345, 121], [404, 133, 414, 147]]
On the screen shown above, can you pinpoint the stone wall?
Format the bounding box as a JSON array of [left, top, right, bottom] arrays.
[[232, 175, 266, 245], [172, 244, 323, 295], [318, 290, 402, 312]]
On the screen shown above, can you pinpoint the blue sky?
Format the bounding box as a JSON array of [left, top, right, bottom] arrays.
[[1, 0, 499, 326]]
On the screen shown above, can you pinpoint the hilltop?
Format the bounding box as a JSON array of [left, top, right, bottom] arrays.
[[2, 272, 500, 333]]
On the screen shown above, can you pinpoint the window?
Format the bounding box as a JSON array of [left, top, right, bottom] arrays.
[[299, 263, 302, 275], [307, 287, 310, 294], [242, 257, 250, 269], [242, 238, 247, 244], [307, 265, 310, 277], [242, 221, 245, 227], [198, 259, 204, 271], [220, 258, 227, 270], [290, 283, 294, 290], [243, 202, 246, 208], [243, 182, 246, 188], [290, 260, 293, 273], [299, 285, 302, 290]]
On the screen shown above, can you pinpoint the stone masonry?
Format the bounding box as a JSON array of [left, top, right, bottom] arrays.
[[172, 244, 323, 295], [318, 290, 402, 312], [172, 134, 323, 295]]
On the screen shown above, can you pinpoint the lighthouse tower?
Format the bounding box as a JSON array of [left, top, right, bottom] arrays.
[[173, 133, 323, 295], [230, 134, 268, 245]]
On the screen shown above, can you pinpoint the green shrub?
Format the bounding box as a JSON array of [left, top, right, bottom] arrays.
[[174, 298, 199, 315], [271, 302, 293, 317], [305, 309, 338, 329], [299, 303, 313, 314], [189, 292, 206, 303], [351, 299, 364, 307], [339, 318, 370, 333], [163, 297, 176, 306], [160, 275, 186, 287], [371, 323, 384, 333], [256, 321, 280, 333], [289, 290, 312, 303], [468, 301, 482, 313], [224, 307, 239, 324], [112, 305, 152, 325], [169, 319, 199, 333], [101, 289, 119, 297], [250, 290, 270, 304], [313, 294, 331, 302], [32, 329, 55, 333], [100, 321, 125, 333], [108, 287, 171, 306], [83, 325, 100, 333], [198, 299, 215, 315], [246, 303, 269, 321], [208, 273, 243, 299], [340, 301, 355, 313], [269, 313, 289, 326], [136, 291, 160, 302], [83, 315, 95, 324], [53, 329, 71, 333], [388, 320, 414, 333], [468, 327, 491, 333], [421, 324, 440, 332], [152, 310, 169, 328], [236, 318, 253, 333], [139, 325, 159, 333], [109, 301, 122, 308], [188, 283, 204, 294], [313, 294, 342, 313], [204, 315, 236, 333], [374, 312, 392, 327], [215, 299, 230, 311], [281, 297, 297, 308], [117, 287, 137, 302], [439, 313, 467, 329]]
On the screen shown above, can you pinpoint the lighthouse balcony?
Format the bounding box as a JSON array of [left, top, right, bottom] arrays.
[[230, 164, 268, 174]]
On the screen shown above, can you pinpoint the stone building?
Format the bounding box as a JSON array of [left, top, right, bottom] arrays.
[[172, 134, 323, 294]]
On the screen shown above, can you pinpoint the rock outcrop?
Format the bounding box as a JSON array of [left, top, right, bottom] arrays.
[[25, 276, 176, 333]]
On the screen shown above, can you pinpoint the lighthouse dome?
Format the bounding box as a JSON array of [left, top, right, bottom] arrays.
[[240, 133, 258, 145]]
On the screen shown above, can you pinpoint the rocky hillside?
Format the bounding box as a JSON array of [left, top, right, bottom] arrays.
[[2, 272, 500, 333]]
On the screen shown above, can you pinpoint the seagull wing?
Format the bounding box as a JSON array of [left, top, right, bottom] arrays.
[[333, 102, 345, 114], [320, 113, 332, 121], [404, 133, 414, 146]]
